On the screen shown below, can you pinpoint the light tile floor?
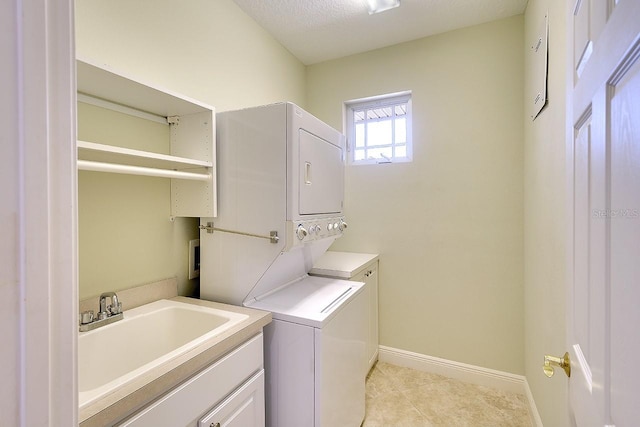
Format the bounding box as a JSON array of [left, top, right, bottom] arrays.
[[363, 362, 532, 427]]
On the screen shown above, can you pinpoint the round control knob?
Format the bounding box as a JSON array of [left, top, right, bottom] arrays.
[[296, 225, 308, 240], [327, 223, 333, 231], [333, 222, 339, 230], [338, 220, 348, 231]]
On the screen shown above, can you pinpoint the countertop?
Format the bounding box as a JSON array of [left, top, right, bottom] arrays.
[[309, 251, 379, 279], [79, 296, 271, 427]]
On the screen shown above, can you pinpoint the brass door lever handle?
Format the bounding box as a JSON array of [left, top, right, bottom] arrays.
[[543, 352, 571, 378]]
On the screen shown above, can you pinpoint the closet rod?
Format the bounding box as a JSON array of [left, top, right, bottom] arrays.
[[77, 93, 169, 125], [78, 160, 211, 181]]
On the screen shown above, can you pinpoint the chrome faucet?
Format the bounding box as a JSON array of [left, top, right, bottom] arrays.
[[79, 291, 124, 332], [98, 291, 122, 319]]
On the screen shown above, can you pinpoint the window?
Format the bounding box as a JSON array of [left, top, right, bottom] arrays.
[[345, 92, 412, 165]]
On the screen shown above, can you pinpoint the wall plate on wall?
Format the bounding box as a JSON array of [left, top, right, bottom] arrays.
[[188, 239, 200, 279], [530, 12, 549, 120]]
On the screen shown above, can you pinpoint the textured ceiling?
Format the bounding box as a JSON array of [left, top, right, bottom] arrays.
[[231, 0, 529, 65]]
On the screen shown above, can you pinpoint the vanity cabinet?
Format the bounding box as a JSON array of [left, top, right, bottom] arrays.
[[117, 333, 265, 427], [310, 251, 379, 373], [76, 58, 216, 218]]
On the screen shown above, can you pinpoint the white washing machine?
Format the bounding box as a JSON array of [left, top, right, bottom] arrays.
[[246, 275, 367, 427], [199, 103, 365, 426]]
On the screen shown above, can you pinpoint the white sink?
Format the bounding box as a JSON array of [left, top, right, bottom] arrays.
[[78, 299, 248, 409]]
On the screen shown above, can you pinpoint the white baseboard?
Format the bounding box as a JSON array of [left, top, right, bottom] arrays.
[[378, 345, 542, 426], [523, 378, 544, 427], [378, 345, 525, 393]]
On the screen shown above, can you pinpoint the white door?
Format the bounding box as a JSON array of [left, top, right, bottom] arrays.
[[568, 1, 640, 425]]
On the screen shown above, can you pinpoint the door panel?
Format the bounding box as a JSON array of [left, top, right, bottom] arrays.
[[570, 111, 603, 427], [573, 0, 610, 77], [572, 114, 591, 361], [573, 0, 591, 74]]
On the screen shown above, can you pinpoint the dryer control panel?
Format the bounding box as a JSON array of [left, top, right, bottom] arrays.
[[286, 217, 347, 250]]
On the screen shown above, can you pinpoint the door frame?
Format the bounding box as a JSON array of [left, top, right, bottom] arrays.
[[1, 0, 77, 425]]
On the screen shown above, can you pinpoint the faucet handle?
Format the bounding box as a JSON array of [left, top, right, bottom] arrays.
[[109, 302, 123, 315], [80, 310, 94, 325]]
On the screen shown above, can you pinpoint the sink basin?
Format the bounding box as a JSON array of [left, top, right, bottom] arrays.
[[78, 299, 248, 409]]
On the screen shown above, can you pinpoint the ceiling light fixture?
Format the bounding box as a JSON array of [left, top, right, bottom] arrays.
[[366, 0, 400, 14]]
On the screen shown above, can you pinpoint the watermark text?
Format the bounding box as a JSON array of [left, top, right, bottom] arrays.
[[592, 209, 639, 219]]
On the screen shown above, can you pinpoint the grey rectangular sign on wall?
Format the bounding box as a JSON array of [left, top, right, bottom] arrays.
[[530, 12, 549, 121]]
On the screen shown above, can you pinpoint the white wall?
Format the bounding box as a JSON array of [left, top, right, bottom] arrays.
[[75, 0, 306, 299], [523, 1, 570, 425], [307, 16, 525, 374]]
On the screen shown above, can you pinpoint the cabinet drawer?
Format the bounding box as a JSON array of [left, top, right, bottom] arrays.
[[198, 370, 264, 427], [118, 333, 263, 427]]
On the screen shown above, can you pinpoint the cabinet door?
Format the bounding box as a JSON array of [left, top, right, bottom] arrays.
[[198, 370, 265, 427], [352, 264, 378, 374], [365, 264, 379, 371]]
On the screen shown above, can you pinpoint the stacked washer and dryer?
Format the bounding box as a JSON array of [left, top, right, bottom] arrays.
[[199, 103, 367, 427]]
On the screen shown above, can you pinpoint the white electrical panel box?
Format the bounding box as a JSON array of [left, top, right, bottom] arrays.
[[529, 12, 549, 120]]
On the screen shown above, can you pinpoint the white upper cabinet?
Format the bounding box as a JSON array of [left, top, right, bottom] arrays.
[[76, 58, 217, 218]]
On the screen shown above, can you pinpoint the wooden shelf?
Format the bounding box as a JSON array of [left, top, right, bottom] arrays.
[[76, 58, 212, 118], [77, 141, 212, 171]]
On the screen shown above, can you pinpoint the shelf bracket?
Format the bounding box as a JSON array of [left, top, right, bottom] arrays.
[[199, 222, 279, 244]]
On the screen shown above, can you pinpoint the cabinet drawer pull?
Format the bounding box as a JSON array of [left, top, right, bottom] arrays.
[[210, 423, 220, 427]]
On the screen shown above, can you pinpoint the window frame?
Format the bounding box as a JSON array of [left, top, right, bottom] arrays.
[[344, 91, 412, 165]]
